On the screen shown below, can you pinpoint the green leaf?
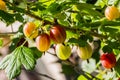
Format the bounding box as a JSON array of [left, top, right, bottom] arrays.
[[21, 47, 36, 70], [113, 49, 120, 55], [58, 19, 69, 26], [9, 38, 20, 52], [105, 41, 120, 49], [79, 35, 93, 42], [0, 38, 3, 47], [78, 39, 87, 47], [102, 45, 112, 53], [62, 64, 79, 80], [95, 0, 106, 8], [0, 10, 14, 25], [47, 2, 61, 14], [30, 47, 43, 59], [77, 75, 87, 80], [0, 50, 21, 79], [31, 2, 46, 11], [66, 31, 78, 39], [39, 0, 55, 7], [0, 54, 12, 69], [0, 46, 36, 80], [15, 13, 24, 22], [62, 64, 76, 75], [100, 26, 119, 34], [68, 38, 87, 47], [76, 3, 103, 17], [115, 58, 120, 76], [9, 32, 24, 52], [5, 53, 21, 79], [68, 38, 80, 44]]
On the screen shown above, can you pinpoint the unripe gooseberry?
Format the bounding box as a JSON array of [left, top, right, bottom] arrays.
[[56, 43, 71, 60], [77, 43, 93, 60]]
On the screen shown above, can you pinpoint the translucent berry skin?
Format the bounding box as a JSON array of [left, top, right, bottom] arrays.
[[56, 44, 71, 60], [100, 53, 116, 69], [0, 0, 6, 10], [50, 25, 66, 43], [23, 22, 38, 39], [105, 6, 119, 20], [36, 33, 51, 52], [77, 43, 93, 60]]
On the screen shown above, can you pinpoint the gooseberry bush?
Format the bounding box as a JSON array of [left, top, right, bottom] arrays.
[[1, 0, 120, 80]]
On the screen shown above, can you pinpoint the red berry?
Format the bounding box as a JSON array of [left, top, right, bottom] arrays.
[[100, 53, 116, 69], [50, 25, 66, 43]]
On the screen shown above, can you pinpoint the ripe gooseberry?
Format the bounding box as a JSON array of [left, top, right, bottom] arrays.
[[105, 6, 119, 20], [23, 22, 38, 39], [100, 53, 116, 69], [50, 25, 66, 43], [36, 33, 51, 52], [0, 0, 6, 10]]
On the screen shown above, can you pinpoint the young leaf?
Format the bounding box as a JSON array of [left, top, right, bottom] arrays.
[[0, 46, 36, 80]]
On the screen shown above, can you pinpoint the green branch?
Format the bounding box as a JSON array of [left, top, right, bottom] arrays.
[[25, 11, 53, 25], [88, 20, 120, 27], [6, 1, 110, 39]]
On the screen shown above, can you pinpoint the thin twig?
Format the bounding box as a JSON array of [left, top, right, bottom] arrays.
[[33, 70, 55, 80], [74, 67, 92, 80], [65, 59, 101, 80], [2, 39, 12, 47], [25, 11, 53, 25], [11, 24, 14, 32], [0, 32, 17, 37], [15, 77, 20, 80], [74, 67, 101, 80], [46, 51, 56, 56], [23, 68, 55, 80]]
